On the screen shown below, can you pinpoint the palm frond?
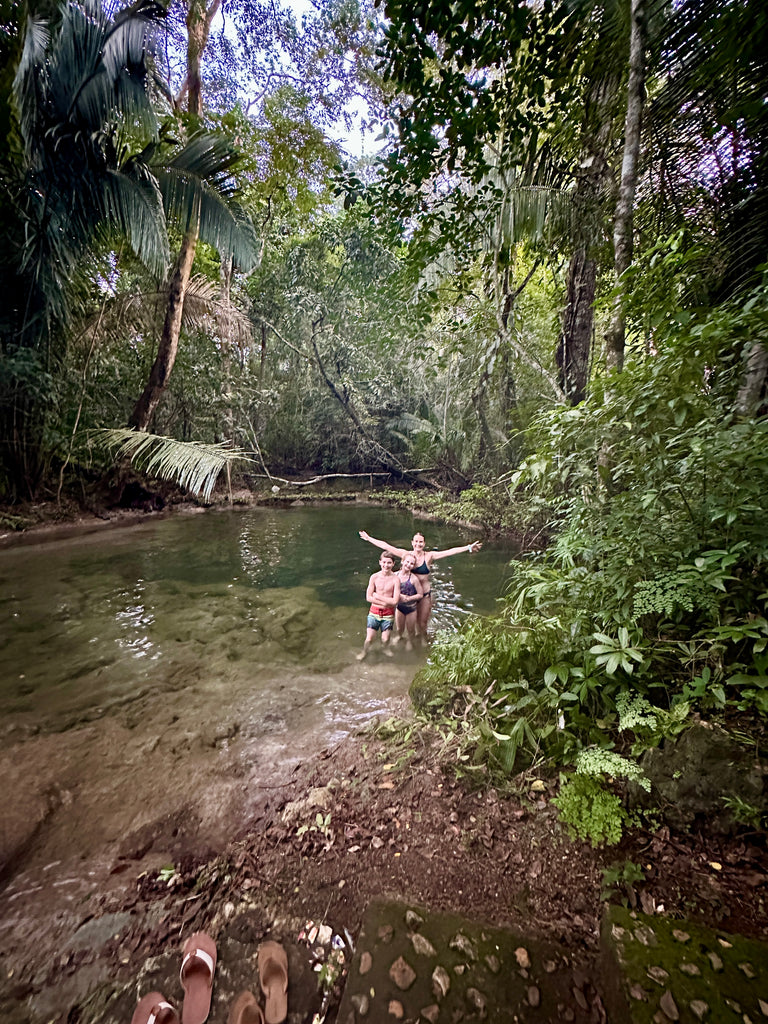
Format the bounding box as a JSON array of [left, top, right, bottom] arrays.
[[88, 275, 254, 351], [96, 428, 252, 501], [101, 166, 169, 274], [156, 135, 259, 270]]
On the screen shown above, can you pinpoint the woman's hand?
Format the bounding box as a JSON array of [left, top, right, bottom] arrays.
[[359, 530, 370, 541]]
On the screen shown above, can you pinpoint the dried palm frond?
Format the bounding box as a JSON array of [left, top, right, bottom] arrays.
[[96, 428, 252, 501]]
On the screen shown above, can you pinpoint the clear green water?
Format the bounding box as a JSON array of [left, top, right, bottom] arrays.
[[0, 505, 517, 734]]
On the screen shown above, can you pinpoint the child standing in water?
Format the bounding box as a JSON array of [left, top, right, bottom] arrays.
[[358, 529, 482, 637], [358, 551, 401, 660], [393, 552, 425, 650]]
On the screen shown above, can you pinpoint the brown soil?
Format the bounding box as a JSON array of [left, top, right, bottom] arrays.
[[13, 721, 763, 1024]]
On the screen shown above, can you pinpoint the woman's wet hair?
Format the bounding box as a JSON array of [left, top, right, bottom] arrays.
[[412, 532, 425, 543]]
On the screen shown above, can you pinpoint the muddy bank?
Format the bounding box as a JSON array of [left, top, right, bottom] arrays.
[[2, 718, 767, 1024]]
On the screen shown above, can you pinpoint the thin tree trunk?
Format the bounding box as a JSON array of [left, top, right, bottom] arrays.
[[557, 248, 595, 404], [605, 0, 646, 373], [736, 341, 768, 417], [128, 0, 220, 432]]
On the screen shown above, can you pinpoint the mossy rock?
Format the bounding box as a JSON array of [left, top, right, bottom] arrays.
[[633, 722, 765, 833], [602, 905, 768, 1023]]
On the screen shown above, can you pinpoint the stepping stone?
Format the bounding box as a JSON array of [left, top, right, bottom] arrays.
[[337, 898, 605, 1022], [602, 906, 768, 1023]]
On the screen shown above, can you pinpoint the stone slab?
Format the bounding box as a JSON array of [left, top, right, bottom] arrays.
[[337, 898, 604, 1022], [603, 906, 768, 1023]]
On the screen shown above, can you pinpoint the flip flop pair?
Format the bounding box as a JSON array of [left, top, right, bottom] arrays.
[[131, 931, 217, 1024], [229, 941, 288, 1024]]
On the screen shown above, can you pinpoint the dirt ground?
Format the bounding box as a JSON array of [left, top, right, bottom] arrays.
[[2, 499, 767, 1022], [17, 719, 761, 1024]]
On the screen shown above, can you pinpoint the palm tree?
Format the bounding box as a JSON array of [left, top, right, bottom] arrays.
[[0, 0, 168, 496]]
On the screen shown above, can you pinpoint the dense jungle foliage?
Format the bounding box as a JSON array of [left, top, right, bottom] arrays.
[[1, 0, 766, 841]]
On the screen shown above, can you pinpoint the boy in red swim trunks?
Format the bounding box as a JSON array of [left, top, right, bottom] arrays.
[[357, 551, 401, 660]]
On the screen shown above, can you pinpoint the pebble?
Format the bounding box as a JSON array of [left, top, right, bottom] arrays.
[[350, 993, 369, 1015], [432, 965, 450, 999], [660, 990, 680, 1021], [466, 988, 487, 1016], [647, 966, 670, 985], [629, 984, 648, 1001], [680, 962, 701, 976], [739, 962, 756, 979], [411, 933, 437, 957], [485, 954, 500, 974], [689, 1000, 709, 1020], [706, 951, 723, 972], [543, 960, 557, 973], [359, 951, 372, 975], [388, 1000, 404, 1019], [420, 1005, 439, 1023], [405, 910, 424, 930], [527, 985, 541, 1008], [672, 929, 690, 943], [389, 956, 416, 991], [378, 925, 394, 943], [450, 933, 478, 959], [514, 947, 531, 969]]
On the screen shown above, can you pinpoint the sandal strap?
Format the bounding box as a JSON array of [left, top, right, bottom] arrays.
[[148, 1001, 176, 1024], [180, 947, 215, 986]]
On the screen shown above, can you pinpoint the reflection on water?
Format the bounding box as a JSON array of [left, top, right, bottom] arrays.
[[0, 506, 517, 734]]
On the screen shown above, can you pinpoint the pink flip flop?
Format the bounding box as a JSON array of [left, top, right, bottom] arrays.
[[228, 990, 265, 1024], [180, 931, 217, 1024], [258, 941, 288, 1024], [131, 992, 179, 1024]]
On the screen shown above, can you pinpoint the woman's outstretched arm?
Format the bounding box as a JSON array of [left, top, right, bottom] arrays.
[[358, 530, 409, 558], [429, 540, 483, 561]]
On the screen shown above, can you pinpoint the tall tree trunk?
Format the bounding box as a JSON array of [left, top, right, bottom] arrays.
[[128, 0, 221, 432], [605, 0, 646, 373], [736, 341, 768, 417], [558, 73, 616, 404], [556, 248, 595, 405]]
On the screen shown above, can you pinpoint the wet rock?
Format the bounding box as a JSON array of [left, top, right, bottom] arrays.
[[543, 960, 557, 974], [660, 990, 680, 1021], [759, 999, 768, 1018], [411, 933, 437, 957], [378, 925, 394, 944], [387, 999, 404, 1019], [725, 999, 741, 1014], [432, 965, 450, 999], [558, 1007, 575, 1022], [514, 947, 531, 969], [389, 956, 416, 991], [630, 985, 648, 1001], [739, 962, 756, 978], [485, 954, 500, 974], [420, 1004, 440, 1023], [527, 985, 540, 1007], [359, 951, 372, 975], [647, 966, 670, 985], [672, 930, 690, 943], [690, 1001, 709, 1020]]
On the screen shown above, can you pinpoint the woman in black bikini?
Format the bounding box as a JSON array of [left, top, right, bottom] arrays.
[[358, 529, 482, 636]]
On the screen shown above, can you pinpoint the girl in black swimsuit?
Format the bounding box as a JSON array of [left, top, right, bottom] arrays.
[[358, 529, 482, 637], [394, 552, 424, 649]]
